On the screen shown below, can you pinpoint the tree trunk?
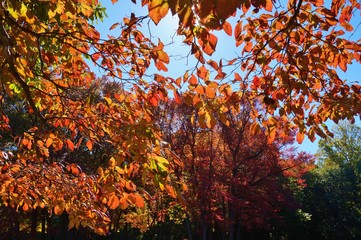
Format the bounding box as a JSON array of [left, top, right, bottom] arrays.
[[30, 209, 38, 240], [46, 214, 54, 240], [41, 209, 46, 240], [62, 213, 68, 240], [235, 220, 241, 240], [184, 215, 193, 240], [201, 220, 207, 240], [229, 208, 235, 240], [11, 209, 20, 240]]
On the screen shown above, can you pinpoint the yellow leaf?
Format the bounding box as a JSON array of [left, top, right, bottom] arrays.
[[80, 3, 93, 17], [109, 157, 116, 168], [56, 2, 65, 14], [48, 8, 57, 19], [104, 97, 112, 106], [154, 156, 169, 172]]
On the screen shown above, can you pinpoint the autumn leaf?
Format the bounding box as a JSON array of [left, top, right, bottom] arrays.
[[166, 184, 177, 198], [54, 205, 64, 215], [222, 21, 232, 36], [45, 138, 53, 148], [189, 74, 198, 85], [197, 66, 209, 80], [296, 131, 305, 144], [267, 126, 277, 144], [148, 0, 169, 24], [108, 194, 120, 210], [66, 139, 75, 151], [341, 21, 354, 31], [86, 140, 93, 151]]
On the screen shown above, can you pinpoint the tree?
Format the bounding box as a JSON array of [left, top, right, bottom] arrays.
[[318, 122, 361, 169], [155, 101, 314, 240], [284, 123, 361, 240], [0, 0, 360, 238], [135, 0, 361, 141]]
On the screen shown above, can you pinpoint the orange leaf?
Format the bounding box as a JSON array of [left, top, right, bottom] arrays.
[[189, 74, 198, 85], [205, 86, 216, 98], [234, 21, 242, 40], [174, 90, 182, 103], [341, 21, 354, 31], [23, 203, 29, 211], [86, 140, 93, 151], [313, 0, 324, 6], [54, 205, 64, 215], [339, 58, 347, 72], [158, 50, 169, 63], [119, 196, 128, 209], [296, 131, 305, 144], [197, 66, 209, 80], [244, 42, 253, 52], [66, 139, 75, 151], [45, 138, 53, 148], [108, 195, 120, 210], [265, 0, 273, 11], [109, 22, 120, 30], [267, 127, 276, 144], [223, 21, 232, 36], [166, 185, 177, 198], [149, 95, 159, 106], [134, 193, 145, 208], [250, 122, 261, 135], [148, 0, 169, 25]]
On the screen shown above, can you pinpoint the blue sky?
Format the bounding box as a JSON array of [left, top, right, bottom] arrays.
[[95, 0, 361, 154]]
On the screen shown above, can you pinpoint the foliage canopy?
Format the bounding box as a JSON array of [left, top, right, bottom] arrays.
[[0, 0, 360, 237]]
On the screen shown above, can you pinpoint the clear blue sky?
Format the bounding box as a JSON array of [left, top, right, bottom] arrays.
[[96, 0, 361, 155]]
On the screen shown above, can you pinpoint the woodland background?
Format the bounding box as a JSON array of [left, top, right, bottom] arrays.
[[0, 0, 360, 239]]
